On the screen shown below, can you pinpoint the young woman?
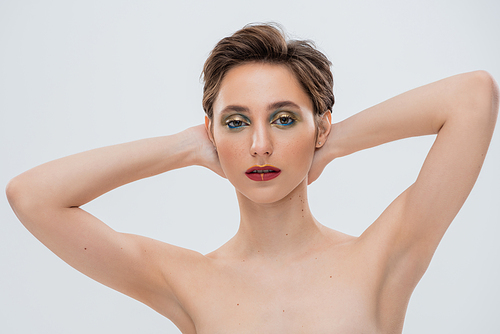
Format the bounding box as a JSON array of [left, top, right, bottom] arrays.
[[6, 24, 498, 333]]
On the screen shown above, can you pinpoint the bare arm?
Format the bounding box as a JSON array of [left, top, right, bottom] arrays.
[[314, 71, 497, 247], [5, 125, 221, 320], [310, 71, 498, 329], [325, 71, 497, 249]]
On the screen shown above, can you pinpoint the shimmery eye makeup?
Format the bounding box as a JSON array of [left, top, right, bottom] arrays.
[[224, 114, 250, 129], [227, 120, 245, 129], [271, 112, 298, 127], [221, 109, 300, 130]]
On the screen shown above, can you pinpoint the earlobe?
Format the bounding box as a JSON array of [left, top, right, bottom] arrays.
[[316, 111, 332, 148]]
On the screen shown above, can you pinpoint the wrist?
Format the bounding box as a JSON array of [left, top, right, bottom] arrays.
[[175, 127, 201, 168], [325, 122, 344, 160]]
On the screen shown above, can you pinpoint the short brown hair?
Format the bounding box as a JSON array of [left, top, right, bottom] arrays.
[[202, 23, 334, 119]]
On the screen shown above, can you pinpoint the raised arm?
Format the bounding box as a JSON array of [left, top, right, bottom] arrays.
[[311, 71, 498, 328], [326, 71, 497, 250], [5, 125, 221, 321]]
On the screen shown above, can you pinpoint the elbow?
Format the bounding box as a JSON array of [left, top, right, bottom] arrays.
[[6, 176, 30, 218], [6, 174, 43, 224], [448, 71, 500, 133], [467, 70, 499, 121], [485, 71, 500, 119], [6, 176, 24, 212]]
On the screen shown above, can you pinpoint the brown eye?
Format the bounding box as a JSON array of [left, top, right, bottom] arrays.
[[273, 115, 295, 126], [226, 119, 248, 129]]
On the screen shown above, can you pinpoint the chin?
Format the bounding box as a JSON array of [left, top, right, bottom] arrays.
[[235, 178, 308, 205]]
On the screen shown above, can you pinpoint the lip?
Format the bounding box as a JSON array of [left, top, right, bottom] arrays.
[[245, 165, 282, 181]]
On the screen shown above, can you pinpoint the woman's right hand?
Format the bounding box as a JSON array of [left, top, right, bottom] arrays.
[[186, 124, 225, 178]]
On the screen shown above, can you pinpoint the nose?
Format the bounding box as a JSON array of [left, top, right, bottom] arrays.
[[250, 123, 273, 157]]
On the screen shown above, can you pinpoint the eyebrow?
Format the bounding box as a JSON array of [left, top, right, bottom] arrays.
[[220, 105, 250, 115], [268, 100, 301, 111], [219, 100, 302, 115]]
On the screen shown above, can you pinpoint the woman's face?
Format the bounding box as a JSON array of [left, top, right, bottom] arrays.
[[209, 62, 325, 204]]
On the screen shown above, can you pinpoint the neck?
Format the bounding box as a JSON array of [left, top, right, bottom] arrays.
[[231, 180, 323, 259]]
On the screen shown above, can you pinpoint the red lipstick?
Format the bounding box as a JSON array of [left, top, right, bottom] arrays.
[[245, 165, 281, 181]]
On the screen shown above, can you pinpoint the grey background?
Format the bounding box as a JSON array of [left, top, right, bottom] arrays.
[[1, 0, 499, 333]]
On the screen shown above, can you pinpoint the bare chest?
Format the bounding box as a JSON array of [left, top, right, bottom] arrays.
[[179, 254, 381, 334]]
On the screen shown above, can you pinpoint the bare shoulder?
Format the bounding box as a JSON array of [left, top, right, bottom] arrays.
[[176, 228, 387, 333]]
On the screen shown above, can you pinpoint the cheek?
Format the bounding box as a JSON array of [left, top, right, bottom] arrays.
[[292, 144, 316, 174], [214, 136, 246, 173], [284, 132, 316, 162]]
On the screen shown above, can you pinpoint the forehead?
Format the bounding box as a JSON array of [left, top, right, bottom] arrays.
[[213, 62, 313, 115]]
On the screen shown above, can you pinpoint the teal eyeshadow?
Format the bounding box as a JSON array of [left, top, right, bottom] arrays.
[[223, 113, 251, 127], [270, 110, 299, 126]]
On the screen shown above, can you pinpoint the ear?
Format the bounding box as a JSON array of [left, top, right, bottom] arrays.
[[316, 111, 332, 148], [205, 116, 215, 145]]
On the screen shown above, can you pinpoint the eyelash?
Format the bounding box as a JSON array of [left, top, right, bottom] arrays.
[[226, 119, 249, 129], [225, 113, 297, 129], [272, 115, 296, 126]]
